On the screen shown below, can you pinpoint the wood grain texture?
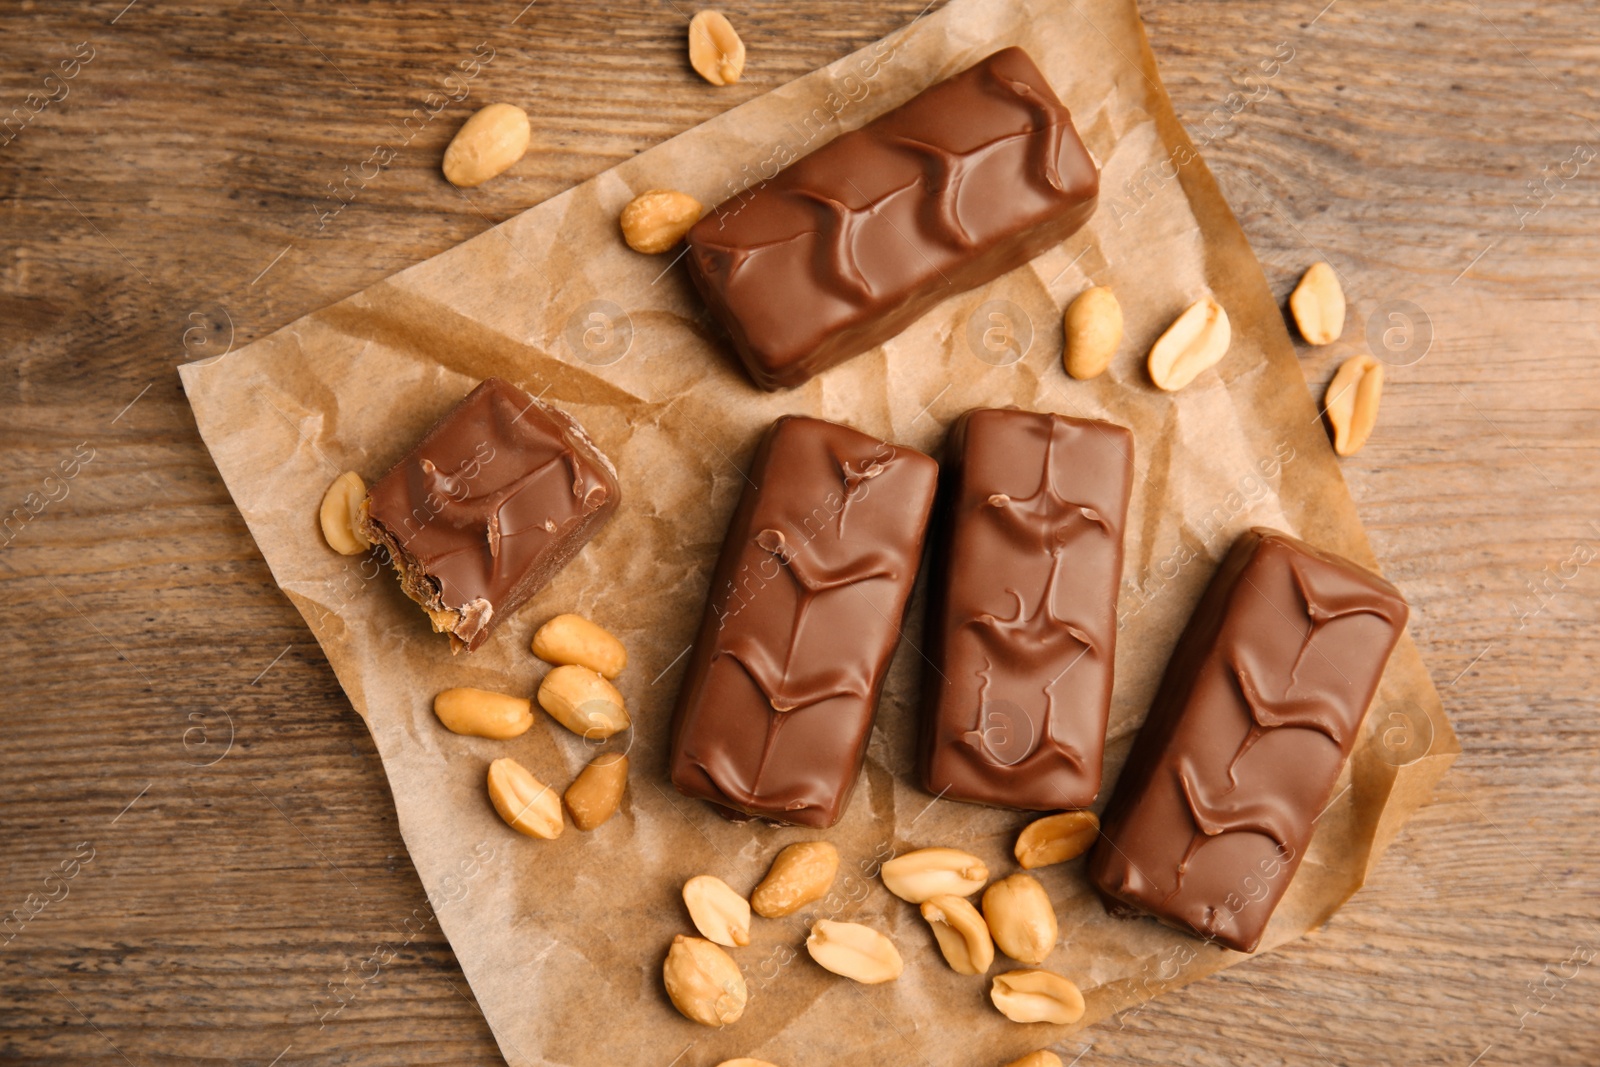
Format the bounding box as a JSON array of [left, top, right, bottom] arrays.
[[2, 1, 1596, 1065]]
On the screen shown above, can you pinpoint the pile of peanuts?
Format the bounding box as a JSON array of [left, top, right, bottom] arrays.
[[661, 811, 1102, 1066], [431, 613, 632, 838]]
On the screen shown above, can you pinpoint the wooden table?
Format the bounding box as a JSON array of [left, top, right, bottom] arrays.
[[3, 1, 1595, 1063]]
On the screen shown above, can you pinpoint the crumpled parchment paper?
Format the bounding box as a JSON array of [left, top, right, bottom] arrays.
[[179, 0, 1458, 1062]]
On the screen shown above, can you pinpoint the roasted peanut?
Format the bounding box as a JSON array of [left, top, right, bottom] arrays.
[[805, 920, 903, 984], [1148, 295, 1231, 391], [982, 873, 1058, 965], [1004, 1053, 1064, 1067], [715, 1061, 780, 1067], [319, 471, 370, 555], [750, 841, 838, 918], [536, 665, 629, 739], [990, 969, 1085, 1025], [663, 934, 747, 1027], [486, 757, 563, 839], [1324, 353, 1383, 456], [880, 847, 988, 903], [442, 102, 530, 188], [1063, 286, 1123, 380], [531, 613, 627, 678], [432, 687, 533, 740], [683, 874, 751, 948], [1290, 261, 1345, 345], [563, 752, 628, 831], [920, 894, 995, 976], [1014, 811, 1100, 870], [688, 10, 745, 86], [620, 190, 704, 254]]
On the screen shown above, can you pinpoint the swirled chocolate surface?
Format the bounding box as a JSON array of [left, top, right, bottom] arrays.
[[920, 408, 1133, 811], [669, 415, 938, 828], [684, 47, 1099, 390], [1088, 528, 1407, 952], [363, 378, 619, 652]]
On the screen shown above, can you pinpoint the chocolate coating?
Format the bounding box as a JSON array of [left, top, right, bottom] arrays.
[[669, 416, 939, 828], [362, 378, 619, 652], [684, 46, 1099, 391], [920, 409, 1133, 810], [1088, 528, 1408, 953]]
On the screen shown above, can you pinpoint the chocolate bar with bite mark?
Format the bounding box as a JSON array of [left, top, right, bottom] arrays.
[[362, 378, 619, 652]]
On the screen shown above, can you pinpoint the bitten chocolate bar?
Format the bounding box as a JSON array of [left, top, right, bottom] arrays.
[[920, 409, 1133, 811], [669, 416, 938, 828], [362, 378, 620, 652], [684, 46, 1099, 391], [1088, 529, 1408, 953]]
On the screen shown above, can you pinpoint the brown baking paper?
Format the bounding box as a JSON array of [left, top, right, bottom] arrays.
[[180, 0, 1459, 1062]]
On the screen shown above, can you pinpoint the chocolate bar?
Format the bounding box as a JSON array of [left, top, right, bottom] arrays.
[[362, 378, 619, 652], [669, 416, 938, 828], [684, 46, 1099, 390], [920, 409, 1133, 810], [1088, 529, 1408, 952]]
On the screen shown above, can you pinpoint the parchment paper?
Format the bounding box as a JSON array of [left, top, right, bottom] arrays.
[[179, 0, 1459, 1062]]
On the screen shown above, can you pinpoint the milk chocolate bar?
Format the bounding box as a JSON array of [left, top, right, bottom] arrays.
[[920, 409, 1133, 810], [669, 416, 938, 827], [1088, 529, 1408, 952], [684, 46, 1099, 390], [362, 378, 619, 652]]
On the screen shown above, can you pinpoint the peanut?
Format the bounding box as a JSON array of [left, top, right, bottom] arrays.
[[880, 847, 988, 903], [1014, 811, 1100, 870], [1324, 353, 1383, 456], [620, 190, 704, 254], [531, 613, 627, 678], [486, 758, 563, 840], [920, 894, 994, 976], [750, 841, 838, 918], [716, 1061, 780, 1067], [563, 752, 628, 831], [688, 10, 745, 86], [319, 471, 370, 555], [1290, 261, 1345, 345], [663, 934, 747, 1027], [1004, 1053, 1064, 1067], [990, 969, 1085, 1025], [805, 920, 903, 984], [683, 875, 751, 948], [1147, 295, 1231, 391], [536, 665, 629, 739], [1063, 286, 1123, 380], [442, 103, 531, 188], [432, 687, 533, 740], [982, 873, 1058, 965]]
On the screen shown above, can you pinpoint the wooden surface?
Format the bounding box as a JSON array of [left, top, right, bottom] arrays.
[[2, 1, 1596, 1064]]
